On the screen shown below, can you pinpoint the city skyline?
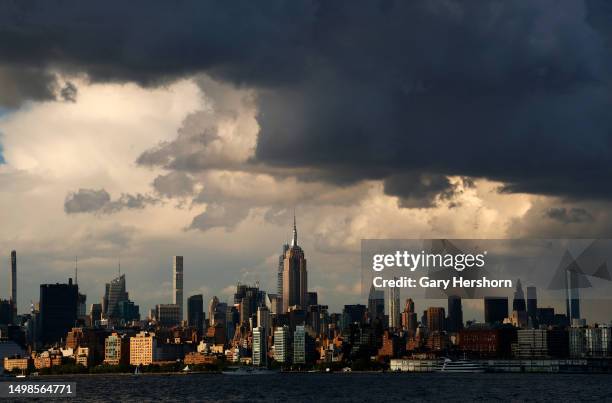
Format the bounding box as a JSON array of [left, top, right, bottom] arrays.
[[4, 3, 612, 329], [4, 230, 612, 327]]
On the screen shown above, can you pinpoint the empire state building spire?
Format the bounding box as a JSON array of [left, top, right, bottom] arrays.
[[291, 213, 298, 247]]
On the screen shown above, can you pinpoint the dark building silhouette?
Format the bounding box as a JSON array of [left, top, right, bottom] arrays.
[[567, 270, 581, 321], [367, 284, 385, 322], [102, 274, 128, 320], [342, 304, 367, 329], [484, 297, 508, 325], [447, 295, 464, 332], [40, 279, 79, 346], [187, 294, 204, 335], [512, 279, 526, 312], [10, 250, 16, 323], [307, 291, 318, 307], [0, 300, 12, 325], [527, 286, 537, 326], [537, 307, 555, 326]]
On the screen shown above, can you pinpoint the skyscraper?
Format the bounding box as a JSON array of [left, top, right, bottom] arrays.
[[567, 270, 581, 321], [282, 215, 307, 312], [512, 279, 526, 312], [527, 286, 538, 326], [234, 283, 259, 325], [273, 325, 291, 363], [484, 297, 508, 325], [277, 243, 289, 298], [257, 305, 271, 333], [10, 251, 16, 322], [40, 278, 79, 345], [252, 326, 267, 366], [208, 296, 219, 326], [401, 298, 417, 334], [447, 295, 463, 332], [367, 284, 385, 322], [388, 278, 400, 329], [173, 256, 184, 321], [103, 274, 129, 320], [155, 304, 181, 327], [187, 294, 204, 335], [427, 307, 446, 332]]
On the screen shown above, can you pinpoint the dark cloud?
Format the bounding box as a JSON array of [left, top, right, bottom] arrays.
[[152, 172, 195, 198], [383, 173, 456, 208], [64, 188, 158, 214], [64, 188, 110, 214], [545, 207, 595, 224], [4, 0, 612, 203], [59, 81, 77, 102], [0, 66, 57, 107]]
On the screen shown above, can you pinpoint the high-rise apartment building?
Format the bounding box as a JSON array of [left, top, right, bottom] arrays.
[[273, 325, 291, 363], [252, 326, 267, 366], [293, 325, 315, 364], [173, 256, 184, 321]]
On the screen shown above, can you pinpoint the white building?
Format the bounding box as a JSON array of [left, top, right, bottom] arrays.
[[273, 325, 291, 363], [252, 326, 267, 366]]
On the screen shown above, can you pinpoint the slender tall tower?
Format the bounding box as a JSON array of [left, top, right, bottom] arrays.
[[173, 256, 184, 321], [388, 278, 400, 329], [282, 215, 307, 312], [10, 251, 16, 321]]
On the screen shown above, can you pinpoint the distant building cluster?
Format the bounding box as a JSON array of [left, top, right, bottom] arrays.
[[2, 222, 612, 374]]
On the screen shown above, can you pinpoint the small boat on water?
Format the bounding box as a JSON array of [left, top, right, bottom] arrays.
[[222, 367, 277, 375], [435, 358, 486, 373]]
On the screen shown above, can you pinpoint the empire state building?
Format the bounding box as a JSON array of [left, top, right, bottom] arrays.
[[282, 215, 308, 312]]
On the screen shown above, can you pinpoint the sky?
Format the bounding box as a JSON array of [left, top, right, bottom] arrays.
[[1, 0, 612, 322]]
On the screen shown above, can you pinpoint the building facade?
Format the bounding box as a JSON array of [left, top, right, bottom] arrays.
[[39, 279, 79, 346], [282, 216, 307, 312], [129, 331, 157, 366], [252, 326, 267, 366], [173, 256, 184, 322], [273, 325, 291, 363]]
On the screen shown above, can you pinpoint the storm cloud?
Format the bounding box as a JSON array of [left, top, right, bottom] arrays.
[[3, 0, 612, 205]]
